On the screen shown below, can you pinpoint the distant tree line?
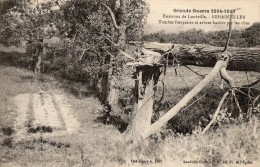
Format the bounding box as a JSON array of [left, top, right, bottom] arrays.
[[142, 22, 260, 48]]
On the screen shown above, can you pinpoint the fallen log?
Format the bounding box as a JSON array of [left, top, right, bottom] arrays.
[[143, 42, 260, 72]]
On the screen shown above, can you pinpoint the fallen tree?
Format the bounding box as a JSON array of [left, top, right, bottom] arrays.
[[124, 42, 260, 140], [143, 42, 260, 73]]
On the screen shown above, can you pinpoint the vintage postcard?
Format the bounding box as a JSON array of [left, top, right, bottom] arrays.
[[0, 0, 259, 167]]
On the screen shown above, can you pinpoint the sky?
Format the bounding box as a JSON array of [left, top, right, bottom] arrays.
[[145, 0, 260, 33]]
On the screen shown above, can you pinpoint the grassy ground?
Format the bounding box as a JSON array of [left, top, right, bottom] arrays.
[[0, 65, 123, 167], [153, 66, 260, 133], [0, 61, 259, 167]]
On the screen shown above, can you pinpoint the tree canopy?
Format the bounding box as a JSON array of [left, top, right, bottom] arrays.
[[143, 23, 260, 48], [242, 22, 260, 47]]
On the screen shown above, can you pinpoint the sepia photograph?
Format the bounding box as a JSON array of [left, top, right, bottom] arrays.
[[0, 0, 260, 166]]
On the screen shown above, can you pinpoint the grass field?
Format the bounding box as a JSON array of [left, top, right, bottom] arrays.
[[0, 50, 260, 167], [0, 65, 123, 167]]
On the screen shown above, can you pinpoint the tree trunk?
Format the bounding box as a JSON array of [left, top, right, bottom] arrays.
[[34, 52, 42, 74], [143, 60, 228, 138], [107, 0, 127, 114], [143, 43, 260, 72], [125, 66, 161, 140], [33, 39, 44, 75], [107, 75, 121, 114], [97, 72, 109, 103], [107, 47, 119, 113]]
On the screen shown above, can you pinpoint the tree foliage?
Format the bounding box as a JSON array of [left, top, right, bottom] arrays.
[[242, 22, 260, 47], [143, 24, 260, 48], [0, 0, 149, 101], [0, 0, 20, 16]]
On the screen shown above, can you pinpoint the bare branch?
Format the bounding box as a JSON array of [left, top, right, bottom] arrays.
[[223, 8, 241, 52], [100, 33, 135, 61], [232, 89, 243, 119], [244, 78, 260, 88], [181, 93, 208, 113], [120, 51, 135, 61], [184, 65, 205, 78], [234, 88, 257, 100], [79, 48, 88, 61], [202, 91, 230, 134], [101, 33, 119, 47], [107, 50, 134, 61], [100, 2, 120, 30]]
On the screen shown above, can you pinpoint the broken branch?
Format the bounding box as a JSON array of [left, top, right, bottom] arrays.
[[144, 60, 228, 138], [100, 2, 120, 30], [184, 65, 205, 78], [120, 51, 135, 61], [220, 67, 236, 88], [223, 8, 241, 52], [202, 90, 231, 134]]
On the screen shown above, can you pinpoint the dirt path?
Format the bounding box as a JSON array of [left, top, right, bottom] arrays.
[[13, 92, 80, 142], [0, 65, 123, 167]]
